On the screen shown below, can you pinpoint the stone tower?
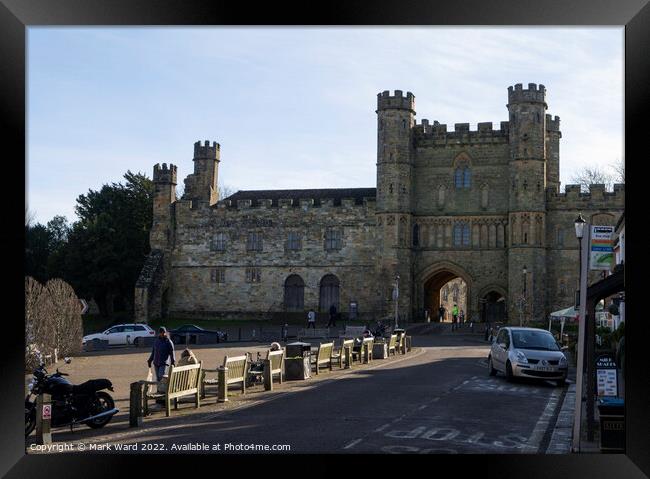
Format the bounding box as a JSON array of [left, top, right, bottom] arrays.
[[183, 140, 220, 205], [506, 83, 549, 323], [150, 163, 177, 251], [375, 90, 416, 321]]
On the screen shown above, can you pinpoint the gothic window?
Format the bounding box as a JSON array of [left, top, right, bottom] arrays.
[[412, 224, 420, 247], [464, 168, 471, 188], [437, 185, 446, 206], [453, 284, 459, 302], [210, 233, 227, 252], [399, 216, 408, 245], [389, 183, 394, 194], [210, 268, 225, 283], [246, 232, 263, 251], [286, 231, 302, 251], [245, 267, 261, 283], [402, 119, 406, 129], [453, 222, 470, 247], [455, 168, 463, 188], [442, 286, 449, 301], [324, 228, 342, 251]]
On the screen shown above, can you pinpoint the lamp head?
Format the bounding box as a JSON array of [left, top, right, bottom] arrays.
[[574, 213, 586, 239]]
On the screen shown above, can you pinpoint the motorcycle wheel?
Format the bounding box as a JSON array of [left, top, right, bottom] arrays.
[[85, 391, 115, 429], [25, 402, 36, 437]]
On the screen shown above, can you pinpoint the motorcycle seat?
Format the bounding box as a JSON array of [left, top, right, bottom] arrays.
[[72, 379, 113, 394]]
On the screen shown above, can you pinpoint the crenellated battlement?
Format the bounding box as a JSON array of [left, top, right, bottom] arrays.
[[546, 114, 561, 132], [153, 163, 178, 184], [507, 83, 546, 105], [547, 183, 625, 206], [377, 90, 416, 113], [215, 196, 376, 210], [193, 140, 220, 160], [413, 120, 510, 143]]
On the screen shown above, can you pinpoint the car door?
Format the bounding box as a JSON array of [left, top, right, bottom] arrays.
[[105, 326, 124, 345], [493, 330, 509, 370], [122, 325, 136, 344]]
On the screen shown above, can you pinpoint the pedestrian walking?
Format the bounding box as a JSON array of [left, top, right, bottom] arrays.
[[452, 304, 459, 331], [438, 305, 446, 323], [307, 308, 316, 329], [460, 309, 465, 327], [147, 327, 176, 382], [327, 304, 337, 328]]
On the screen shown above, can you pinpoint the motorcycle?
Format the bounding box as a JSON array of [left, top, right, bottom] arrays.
[[25, 357, 119, 437]]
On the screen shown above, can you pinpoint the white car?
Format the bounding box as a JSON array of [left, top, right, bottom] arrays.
[[487, 326, 569, 386], [83, 323, 156, 347]]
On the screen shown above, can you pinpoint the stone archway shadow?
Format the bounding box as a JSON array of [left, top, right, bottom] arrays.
[[416, 261, 474, 322]]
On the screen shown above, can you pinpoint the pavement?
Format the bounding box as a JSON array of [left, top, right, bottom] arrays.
[[27, 332, 577, 454]]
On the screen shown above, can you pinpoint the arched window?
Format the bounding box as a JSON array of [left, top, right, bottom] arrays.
[[455, 168, 464, 188], [284, 275, 305, 310], [319, 274, 340, 312], [413, 224, 420, 247], [463, 168, 471, 188]]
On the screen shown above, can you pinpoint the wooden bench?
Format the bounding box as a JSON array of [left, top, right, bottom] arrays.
[[298, 328, 330, 339], [339, 326, 366, 339], [265, 349, 284, 386], [395, 331, 407, 354], [134, 362, 202, 419], [352, 337, 374, 363], [201, 355, 249, 400], [387, 334, 398, 356], [331, 339, 354, 368], [310, 342, 334, 375]]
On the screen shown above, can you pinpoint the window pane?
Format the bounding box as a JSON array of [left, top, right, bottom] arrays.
[[464, 168, 471, 188], [455, 168, 463, 188], [462, 224, 470, 245]]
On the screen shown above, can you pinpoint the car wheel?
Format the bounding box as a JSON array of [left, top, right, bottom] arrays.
[[488, 356, 497, 376], [505, 361, 515, 382], [133, 337, 140, 347]]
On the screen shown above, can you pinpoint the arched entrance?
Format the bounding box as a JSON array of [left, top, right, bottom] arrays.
[[319, 274, 340, 313], [284, 274, 305, 310], [423, 271, 468, 323], [480, 289, 507, 323]]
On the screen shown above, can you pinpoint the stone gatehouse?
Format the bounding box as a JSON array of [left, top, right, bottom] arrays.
[[135, 83, 624, 324]]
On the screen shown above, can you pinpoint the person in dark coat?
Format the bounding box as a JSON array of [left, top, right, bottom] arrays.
[[147, 327, 176, 382], [327, 304, 337, 328]]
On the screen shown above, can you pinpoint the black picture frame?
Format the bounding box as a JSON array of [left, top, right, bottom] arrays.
[[2, 0, 648, 476]]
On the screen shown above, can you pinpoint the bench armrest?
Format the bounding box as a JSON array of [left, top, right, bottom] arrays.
[[138, 380, 160, 386], [202, 368, 219, 373]]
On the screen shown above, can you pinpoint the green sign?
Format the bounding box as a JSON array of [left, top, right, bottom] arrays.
[[590, 226, 614, 271]]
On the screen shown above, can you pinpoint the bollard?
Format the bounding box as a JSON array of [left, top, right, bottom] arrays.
[[363, 343, 369, 364], [129, 382, 144, 427], [263, 359, 273, 391], [36, 393, 52, 445], [406, 336, 412, 352], [344, 345, 352, 369], [217, 366, 228, 402]]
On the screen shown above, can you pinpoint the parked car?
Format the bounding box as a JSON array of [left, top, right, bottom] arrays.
[[82, 323, 156, 347], [168, 324, 228, 345], [487, 326, 568, 386]]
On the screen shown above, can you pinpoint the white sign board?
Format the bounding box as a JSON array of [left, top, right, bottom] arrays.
[[597, 369, 618, 397], [590, 226, 614, 271]]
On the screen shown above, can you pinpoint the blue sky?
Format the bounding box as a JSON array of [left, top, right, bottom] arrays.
[[27, 27, 624, 224]]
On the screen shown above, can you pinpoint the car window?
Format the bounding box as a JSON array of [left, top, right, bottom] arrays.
[[512, 330, 559, 351], [497, 330, 507, 346], [123, 326, 135, 332], [134, 325, 146, 331], [106, 326, 122, 334]]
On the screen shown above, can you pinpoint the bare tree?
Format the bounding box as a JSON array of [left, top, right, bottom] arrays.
[[570, 166, 615, 192], [25, 207, 36, 227], [46, 279, 84, 358], [218, 183, 238, 201], [610, 158, 625, 184]]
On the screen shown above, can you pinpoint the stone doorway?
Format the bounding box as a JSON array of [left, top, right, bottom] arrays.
[[481, 291, 506, 323]]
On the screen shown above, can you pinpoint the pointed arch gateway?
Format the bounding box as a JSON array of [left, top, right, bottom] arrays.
[[417, 262, 473, 323]]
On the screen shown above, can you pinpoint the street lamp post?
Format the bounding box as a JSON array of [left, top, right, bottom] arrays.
[[572, 213, 587, 452], [393, 274, 400, 330], [521, 265, 528, 326]]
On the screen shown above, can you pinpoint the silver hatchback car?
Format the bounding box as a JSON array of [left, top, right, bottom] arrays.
[[488, 327, 568, 386]]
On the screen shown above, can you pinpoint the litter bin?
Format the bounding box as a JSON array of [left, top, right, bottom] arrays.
[[598, 397, 625, 452], [285, 342, 312, 380]]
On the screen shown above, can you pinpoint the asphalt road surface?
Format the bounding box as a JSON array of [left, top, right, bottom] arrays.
[[52, 334, 566, 454]]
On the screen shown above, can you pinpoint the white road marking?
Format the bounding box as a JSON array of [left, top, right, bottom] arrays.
[[418, 405, 428, 410], [344, 438, 363, 449], [374, 424, 390, 432], [523, 388, 561, 453]]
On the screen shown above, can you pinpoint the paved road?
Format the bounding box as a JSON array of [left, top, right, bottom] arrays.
[[55, 334, 566, 454]]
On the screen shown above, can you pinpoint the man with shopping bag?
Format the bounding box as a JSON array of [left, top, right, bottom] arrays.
[[147, 327, 176, 382]]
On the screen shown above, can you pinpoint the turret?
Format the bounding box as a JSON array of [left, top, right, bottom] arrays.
[[375, 90, 416, 321], [376, 90, 415, 213], [150, 163, 177, 250], [183, 140, 220, 205]]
